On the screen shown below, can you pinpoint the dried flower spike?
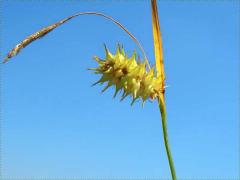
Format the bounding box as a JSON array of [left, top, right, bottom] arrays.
[[90, 45, 164, 106]]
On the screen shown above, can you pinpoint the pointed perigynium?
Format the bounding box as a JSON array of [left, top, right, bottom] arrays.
[[89, 45, 163, 105]]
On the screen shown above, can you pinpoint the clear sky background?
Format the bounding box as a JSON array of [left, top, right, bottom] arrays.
[[1, 0, 239, 179]]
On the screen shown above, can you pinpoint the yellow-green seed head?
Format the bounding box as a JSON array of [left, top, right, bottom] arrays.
[[89, 45, 163, 105]]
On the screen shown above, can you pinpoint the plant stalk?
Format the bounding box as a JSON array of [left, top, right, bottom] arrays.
[[158, 94, 177, 180], [151, 0, 177, 178]]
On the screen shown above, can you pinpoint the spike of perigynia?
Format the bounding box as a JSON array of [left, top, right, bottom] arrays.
[[89, 45, 163, 105]]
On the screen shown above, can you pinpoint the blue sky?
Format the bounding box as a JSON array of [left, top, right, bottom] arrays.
[[1, 0, 239, 179]]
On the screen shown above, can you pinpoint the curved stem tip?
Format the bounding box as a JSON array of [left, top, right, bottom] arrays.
[[3, 12, 150, 69]]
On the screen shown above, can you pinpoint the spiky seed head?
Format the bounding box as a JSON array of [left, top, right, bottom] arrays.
[[89, 45, 163, 105]]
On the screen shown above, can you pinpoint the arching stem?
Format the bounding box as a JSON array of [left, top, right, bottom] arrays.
[[3, 12, 150, 69]]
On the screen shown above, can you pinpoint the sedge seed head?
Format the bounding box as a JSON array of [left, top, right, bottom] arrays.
[[89, 45, 163, 106]]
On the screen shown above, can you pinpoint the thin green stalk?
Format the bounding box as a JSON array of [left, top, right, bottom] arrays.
[[158, 95, 177, 180]]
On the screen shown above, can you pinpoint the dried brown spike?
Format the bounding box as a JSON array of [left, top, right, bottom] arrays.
[[3, 16, 74, 63]]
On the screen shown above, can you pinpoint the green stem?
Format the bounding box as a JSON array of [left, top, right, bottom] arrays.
[[158, 95, 177, 180]]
